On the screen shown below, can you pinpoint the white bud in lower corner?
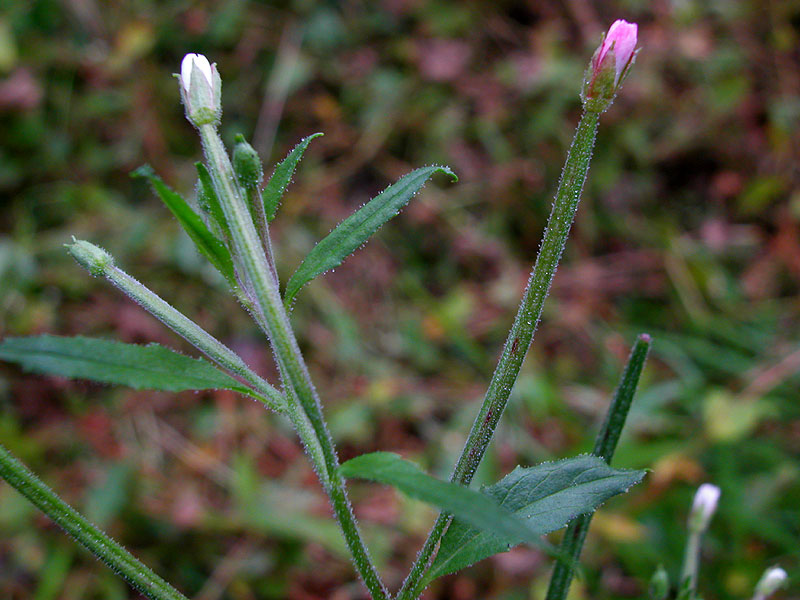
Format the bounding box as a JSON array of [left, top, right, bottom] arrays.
[[178, 53, 221, 127], [689, 483, 720, 533], [753, 566, 788, 600]]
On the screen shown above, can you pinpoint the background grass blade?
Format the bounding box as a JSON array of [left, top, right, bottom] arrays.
[[133, 164, 236, 285], [0, 335, 262, 398], [426, 455, 646, 583], [545, 333, 652, 600], [0, 444, 189, 600], [262, 132, 323, 223], [284, 165, 457, 306]]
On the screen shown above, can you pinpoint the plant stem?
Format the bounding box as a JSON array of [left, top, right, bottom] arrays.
[[245, 186, 280, 286], [544, 333, 652, 600], [398, 110, 600, 600], [681, 530, 702, 596], [198, 124, 389, 600], [101, 263, 285, 412], [0, 444, 189, 600]]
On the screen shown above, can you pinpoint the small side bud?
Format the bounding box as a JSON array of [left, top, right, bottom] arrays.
[[582, 19, 638, 113], [648, 564, 670, 600], [689, 483, 720, 533], [233, 134, 263, 191], [754, 567, 788, 600], [178, 53, 221, 127], [66, 238, 114, 277]]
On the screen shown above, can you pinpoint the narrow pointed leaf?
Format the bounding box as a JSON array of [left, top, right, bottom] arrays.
[[427, 455, 646, 582], [133, 165, 235, 285], [339, 452, 558, 554], [0, 335, 261, 398], [284, 165, 457, 306], [263, 133, 323, 223]]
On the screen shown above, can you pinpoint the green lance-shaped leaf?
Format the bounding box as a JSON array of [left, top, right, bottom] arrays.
[[0, 335, 261, 399], [0, 444, 188, 600], [262, 132, 323, 223], [340, 452, 561, 555], [284, 165, 457, 306], [132, 165, 235, 285], [426, 455, 646, 583]]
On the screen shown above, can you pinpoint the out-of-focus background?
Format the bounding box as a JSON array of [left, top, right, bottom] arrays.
[[1, 1, 798, 598]]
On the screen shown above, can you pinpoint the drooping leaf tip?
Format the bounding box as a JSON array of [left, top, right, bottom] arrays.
[[433, 165, 458, 182], [130, 164, 156, 179]]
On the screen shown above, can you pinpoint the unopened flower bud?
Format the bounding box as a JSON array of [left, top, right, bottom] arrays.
[[179, 53, 221, 127], [233, 134, 263, 191], [66, 238, 114, 277], [582, 19, 638, 112], [648, 564, 670, 600], [689, 483, 720, 533], [754, 566, 788, 600]]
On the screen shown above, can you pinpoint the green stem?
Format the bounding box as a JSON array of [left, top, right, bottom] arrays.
[[398, 110, 600, 600], [198, 124, 388, 600], [0, 444, 188, 600], [245, 186, 279, 286], [544, 333, 652, 600], [681, 530, 702, 596], [101, 263, 285, 413]]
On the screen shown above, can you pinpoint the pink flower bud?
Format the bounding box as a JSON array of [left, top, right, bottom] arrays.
[[595, 20, 638, 86], [582, 19, 639, 112]]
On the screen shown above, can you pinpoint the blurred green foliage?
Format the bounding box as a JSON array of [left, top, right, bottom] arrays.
[[0, 1, 798, 598]]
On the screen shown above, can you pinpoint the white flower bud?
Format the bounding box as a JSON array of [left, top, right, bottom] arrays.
[[754, 566, 788, 600], [178, 53, 221, 127], [689, 483, 720, 532]]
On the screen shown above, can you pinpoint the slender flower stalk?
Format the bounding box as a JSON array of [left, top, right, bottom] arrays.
[[0, 444, 189, 600], [400, 104, 600, 600], [66, 239, 284, 412], [681, 483, 721, 593], [398, 21, 639, 600], [544, 333, 651, 600], [181, 54, 389, 599]]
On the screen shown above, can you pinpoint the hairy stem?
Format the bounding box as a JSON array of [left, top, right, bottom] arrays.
[[101, 263, 284, 412], [198, 124, 388, 600], [245, 185, 280, 285], [0, 444, 189, 600], [97, 258, 329, 490], [398, 110, 600, 600], [545, 333, 652, 600]]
